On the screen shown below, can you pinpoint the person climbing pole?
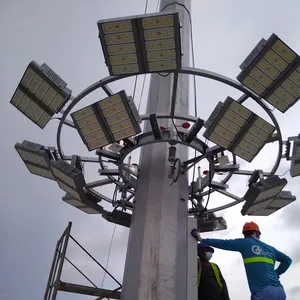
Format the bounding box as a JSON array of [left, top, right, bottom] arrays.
[[197, 242, 230, 300], [191, 222, 292, 300]]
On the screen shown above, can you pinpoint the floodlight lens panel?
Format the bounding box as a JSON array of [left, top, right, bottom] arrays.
[[219, 118, 241, 134], [148, 61, 177, 72], [102, 21, 132, 34], [270, 198, 294, 208], [257, 59, 280, 80], [107, 43, 136, 55], [42, 87, 57, 106], [242, 76, 266, 95], [28, 74, 43, 94], [147, 50, 176, 62], [256, 185, 284, 203], [213, 125, 235, 142], [109, 54, 138, 66], [253, 117, 275, 135], [274, 86, 294, 105], [233, 147, 253, 162], [146, 39, 175, 51], [249, 67, 273, 87], [237, 140, 258, 155], [81, 122, 102, 135], [247, 199, 273, 215], [265, 94, 289, 112], [52, 168, 76, 189], [249, 208, 277, 216], [49, 94, 64, 112], [229, 101, 251, 119], [106, 110, 129, 125], [223, 110, 247, 127], [144, 28, 174, 41], [76, 114, 98, 128], [112, 64, 140, 75], [289, 69, 300, 87], [26, 163, 54, 180], [105, 32, 134, 45], [35, 81, 50, 100], [21, 67, 35, 88], [243, 132, 264, 148], [58, 181, 80, 199], [113, 127, 136, 141], [18, 95, 31, 112], [110, 119, 133, 133], [102, 102, 125, 118], [88, 137, 109, 150], [142, 15, 174, 29], [281, 79, 300, 98], [37, 112, 51, 128], [208, 132, 231, 149], [72, 106, 94, 121], [25, 152, 48, 167], [11, 89, 24, 107], [84, 130, 105, 143], [264, 49, 288, 72], [248, 125, 269, 142], [99, 94, 122, 109], [24, 101, 38, 118], [271, 39, 296, 63]]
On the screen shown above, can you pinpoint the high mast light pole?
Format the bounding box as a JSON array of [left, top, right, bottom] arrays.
[[9, 0, 300, 299]]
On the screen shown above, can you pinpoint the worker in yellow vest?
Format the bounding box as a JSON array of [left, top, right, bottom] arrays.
[[197, 242, 230, 300]]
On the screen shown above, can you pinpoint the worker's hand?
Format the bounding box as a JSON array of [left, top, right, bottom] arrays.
[[191, 228, 202, 241]]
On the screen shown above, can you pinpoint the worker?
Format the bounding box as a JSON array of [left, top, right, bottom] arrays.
[[197, 242, 230, 300], [191, 222, 292, 300]]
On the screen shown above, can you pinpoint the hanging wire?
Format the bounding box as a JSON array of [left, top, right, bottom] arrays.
[[132, 76, 138, 102], [189, 3, 198, 183], [138, 75, 147, 112], [101, 183, 119, 288], [101, 224, 117, 288], [278, 169, 290, 177]]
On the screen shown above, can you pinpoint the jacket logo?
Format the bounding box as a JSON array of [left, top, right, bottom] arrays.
[[252, 246, 263, 255]]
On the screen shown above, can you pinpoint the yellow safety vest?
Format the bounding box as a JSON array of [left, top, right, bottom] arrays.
[[197, 262, 223, 291]]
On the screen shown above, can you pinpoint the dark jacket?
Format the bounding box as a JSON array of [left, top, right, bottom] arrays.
[[198, 261, 230, 300]]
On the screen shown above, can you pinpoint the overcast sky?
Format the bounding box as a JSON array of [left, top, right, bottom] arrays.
[[1, 0, 300, 299]]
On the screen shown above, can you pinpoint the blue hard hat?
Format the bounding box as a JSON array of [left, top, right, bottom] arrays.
[[197, 242, 214, 253]]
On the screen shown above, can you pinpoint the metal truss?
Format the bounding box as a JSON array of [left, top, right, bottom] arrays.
[[54, 67, 283, 217]]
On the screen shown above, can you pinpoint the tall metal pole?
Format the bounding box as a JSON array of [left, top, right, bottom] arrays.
[[121, 0, 191, 299]]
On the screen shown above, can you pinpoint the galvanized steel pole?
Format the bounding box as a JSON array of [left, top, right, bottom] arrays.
[[121, 0, 192, 299]]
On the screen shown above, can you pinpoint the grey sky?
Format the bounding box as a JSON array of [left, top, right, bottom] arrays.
[[1, 0, 300, 299]]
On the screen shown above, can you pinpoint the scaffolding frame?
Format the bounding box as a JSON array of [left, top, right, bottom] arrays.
[[44, 222, 122, 300]]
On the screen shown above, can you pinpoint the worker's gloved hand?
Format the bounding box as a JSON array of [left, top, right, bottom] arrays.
[[191, 228, 202, 241]]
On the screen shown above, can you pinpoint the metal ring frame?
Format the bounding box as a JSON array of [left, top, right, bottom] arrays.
[[56, 67, 283, 214]]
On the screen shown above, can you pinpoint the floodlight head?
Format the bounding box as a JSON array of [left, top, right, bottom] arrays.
[[197, 211, 227, 233], [242, 190, 296, 216], [15, 140, 56, 180], [203, 97, 275, 162], [50, 156, 86, 200], [10, 61, 72, 128], [102, 209, 132, 227], [237, 34, 300, 113], [290, 139, 300, 177], [97, 11, 182, 76], [241, 175, 288, 215], [71, 90, 141, 151], [62, 193, 104, 214]]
